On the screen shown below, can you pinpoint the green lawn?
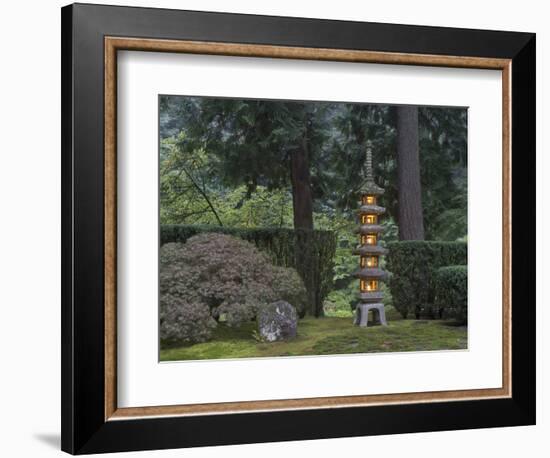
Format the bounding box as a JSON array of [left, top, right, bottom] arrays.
[[160, 315, 467, 362]]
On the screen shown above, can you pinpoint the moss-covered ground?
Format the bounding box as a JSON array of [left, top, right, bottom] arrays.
[[160, 313, 467, 362]]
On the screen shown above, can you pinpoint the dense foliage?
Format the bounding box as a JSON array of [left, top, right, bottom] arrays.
[[434, 266, 468, 323], [159, 298, 216, 344], [160, 234, 307, 343], [161, 225, 336, 317], [386, 241, 467, 319], [160, 97, 468, 241]]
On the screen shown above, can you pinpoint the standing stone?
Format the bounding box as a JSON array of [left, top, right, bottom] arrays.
[[257, 301, 298, 342]]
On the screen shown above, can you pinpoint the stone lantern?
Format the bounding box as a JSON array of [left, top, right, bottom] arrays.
[[353, 142, 388, 327]]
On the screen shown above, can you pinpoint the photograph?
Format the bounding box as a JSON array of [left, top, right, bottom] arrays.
[[158, 95, 469, 362]]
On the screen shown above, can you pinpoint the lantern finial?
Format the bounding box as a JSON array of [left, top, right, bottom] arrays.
[[365, 141, 374, 182], [360, 141, 384, 195]]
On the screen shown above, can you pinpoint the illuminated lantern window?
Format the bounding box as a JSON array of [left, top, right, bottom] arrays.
[[361, 214, 378, 225], [360, 234, 377, 245], [366, 256, 378, 267], [360, 279, 379, 292], [362, 195, 376, 205], [361, 256, 378, 268]]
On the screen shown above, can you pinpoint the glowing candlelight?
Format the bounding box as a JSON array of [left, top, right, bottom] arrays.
[[366, 256, 378, 267], [366, 215, 377, 224], [363, 195, 376, 205]]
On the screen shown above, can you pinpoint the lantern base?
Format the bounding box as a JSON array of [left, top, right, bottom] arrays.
[[354, 303, 387, 327], [358, 291, 384, 302]]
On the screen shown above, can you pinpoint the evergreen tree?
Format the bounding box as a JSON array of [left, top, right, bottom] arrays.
[[397, 105, 425, 240]]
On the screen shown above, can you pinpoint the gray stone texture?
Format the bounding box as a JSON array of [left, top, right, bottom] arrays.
[[354, 303, 388, 327], [257, 300, 298, 342]]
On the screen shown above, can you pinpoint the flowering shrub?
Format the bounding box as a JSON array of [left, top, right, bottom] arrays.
[[159, 233, 307, 342]]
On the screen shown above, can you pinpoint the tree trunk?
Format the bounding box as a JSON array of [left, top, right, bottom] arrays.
[[396, 106, 425, 240], [289, 118, 318, 316], [289, 129, 314, 231]]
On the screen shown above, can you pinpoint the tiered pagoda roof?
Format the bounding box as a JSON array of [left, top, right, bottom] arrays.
[[356, 267, 387, 279], [357, 204, 386, 215], [359, 142, 385, 196], [353, 245, 388, 256], [356, 224, 384, 234]]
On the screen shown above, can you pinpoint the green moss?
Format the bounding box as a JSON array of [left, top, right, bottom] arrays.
[[160, 316, 467, 361]]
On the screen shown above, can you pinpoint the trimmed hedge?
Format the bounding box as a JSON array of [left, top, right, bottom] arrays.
[[433, 266, 468, 324], [161, 225, 337, 317], [386, 241, 467, 319]]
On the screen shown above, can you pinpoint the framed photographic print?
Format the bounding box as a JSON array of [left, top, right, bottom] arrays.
[[61, 3, 536, 454]]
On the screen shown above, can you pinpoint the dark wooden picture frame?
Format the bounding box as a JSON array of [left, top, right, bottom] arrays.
[[61, 3, 535, 454]]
